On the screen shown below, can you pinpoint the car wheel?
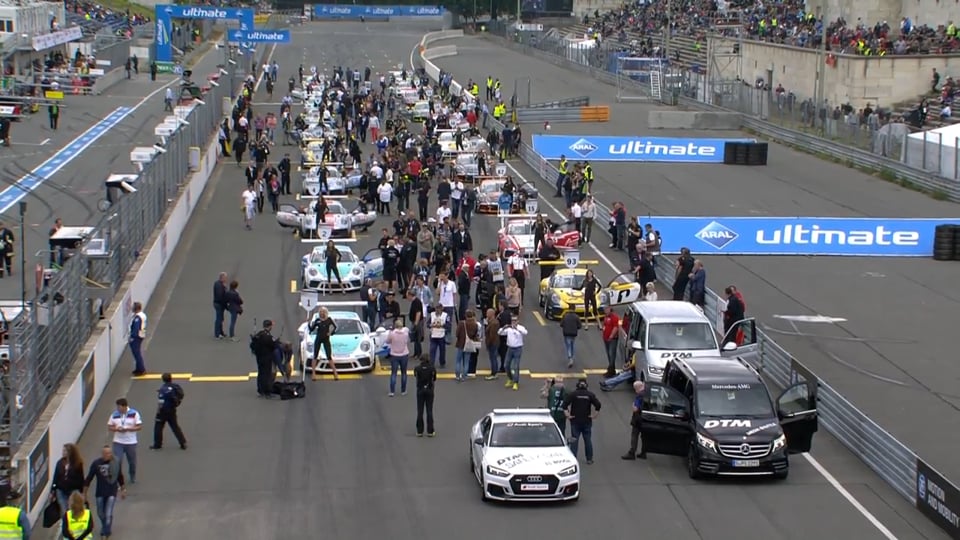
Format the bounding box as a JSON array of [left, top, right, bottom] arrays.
[[538, 293, 544, 307], [479, 472, 489, 502], [687, 444, 703, 480]]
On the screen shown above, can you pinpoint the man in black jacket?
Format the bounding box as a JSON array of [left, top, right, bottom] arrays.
[[563, 378, 602, 464], [213, 272, 228, 339], [414, 355, 437, 437], [251, 320, 280, 398], [278, 154, 292, 195], [537, 239, 560, 282]]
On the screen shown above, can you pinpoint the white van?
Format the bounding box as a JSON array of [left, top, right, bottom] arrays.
[[616, 301, 758, 381]]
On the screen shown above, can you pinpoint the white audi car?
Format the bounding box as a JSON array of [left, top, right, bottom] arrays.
[[469, 408, 580, 502]]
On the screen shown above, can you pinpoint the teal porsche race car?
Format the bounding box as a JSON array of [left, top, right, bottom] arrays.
[[297, 311, 387, 373]]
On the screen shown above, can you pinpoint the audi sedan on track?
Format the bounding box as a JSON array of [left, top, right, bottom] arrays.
[[469, 408, 580, 502]]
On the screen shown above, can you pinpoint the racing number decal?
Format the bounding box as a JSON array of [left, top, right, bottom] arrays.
[[564, 250, 580, 268]]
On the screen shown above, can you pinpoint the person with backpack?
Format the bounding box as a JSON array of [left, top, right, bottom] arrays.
[[150, 373, 187, 450]]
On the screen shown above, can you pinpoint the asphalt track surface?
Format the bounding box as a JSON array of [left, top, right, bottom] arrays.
[[435, 35, 960, 487], [69, 23, 948, 540], [0, 49, 224, 300]]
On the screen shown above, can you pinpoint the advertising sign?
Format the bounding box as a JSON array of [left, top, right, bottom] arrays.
[[532, 135, 754, 163], [313, 4, 445, 18], [916, 459, 960, 539], [227, 29, 291, 43], [27, 430, 49, 513], [154, 5, 255, 62], [638, 216, 957, 257], [32, 27, 83, 52], [81, 352, 96, 415]]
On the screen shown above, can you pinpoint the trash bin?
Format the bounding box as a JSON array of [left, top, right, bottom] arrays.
[[522, 185, 539, 214]]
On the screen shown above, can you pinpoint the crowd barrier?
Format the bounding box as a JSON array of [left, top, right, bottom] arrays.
[[416, 31, 960, 538]]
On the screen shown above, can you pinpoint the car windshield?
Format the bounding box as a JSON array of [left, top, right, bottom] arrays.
[[489, 422, 565, 448], [326, 203, 346, 214], [506, 221, 534, 235], [331, 318, 364, 335], [697, 384, 774, 418], [551, 273, 585, 289], [647, 322, 717, 350], [309, 247, 357, 264], [481, 182, 504, 193]]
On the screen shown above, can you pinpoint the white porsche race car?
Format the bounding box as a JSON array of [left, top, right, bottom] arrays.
[[301, 165, 366, 196], [297, 311, 387, 373], [470, 408, 580, 503], [278, 200, 377, 237]]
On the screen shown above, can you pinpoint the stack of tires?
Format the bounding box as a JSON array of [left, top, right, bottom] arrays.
[[933, 225, 960, 261]]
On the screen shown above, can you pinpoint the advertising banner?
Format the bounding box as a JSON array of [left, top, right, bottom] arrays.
[[27, 430, 49, 513], [916, 459, 960, 539], [638, 216, 957, 257], [312, 4, 445, 18], [154, 5, 255, 63], [532, 135, 754, 163], [227, 29, 291, 43]]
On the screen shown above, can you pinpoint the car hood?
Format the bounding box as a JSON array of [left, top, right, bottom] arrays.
[[305, 262, 359, 278], [550, 288, 584, 302], [504, 234, 535, 250], [305, 334, 366, 356], [697, 418, 783, 443], [645, 348, 721, 370], [484, 447, 576, 474]]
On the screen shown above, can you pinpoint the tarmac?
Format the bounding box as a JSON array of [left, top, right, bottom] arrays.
[[63, 21, 951, 540], [0, 47, 226, 300], [433, 35, 960, 488]]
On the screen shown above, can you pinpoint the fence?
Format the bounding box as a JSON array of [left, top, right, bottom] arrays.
[[418, 29, 938, 513], [0, 52, 239, 454], [480, 26, 960, 202]]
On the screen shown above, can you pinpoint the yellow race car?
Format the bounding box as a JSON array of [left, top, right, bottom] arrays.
[[538, 268, 602, 320]]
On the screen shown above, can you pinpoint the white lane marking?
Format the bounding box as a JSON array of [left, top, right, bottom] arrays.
[[40, 138, 49, 146], [773, 315, 848, 323], [503, 159, 902, 540], [804, 454, 900, 540]]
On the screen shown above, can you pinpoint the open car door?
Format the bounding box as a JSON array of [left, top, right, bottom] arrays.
[[361, 248, 384, 280], [601, 272, 645, 308], [639, 383, 693, 457], [776, 382, 818, 453], [720, 318, 759, 362]]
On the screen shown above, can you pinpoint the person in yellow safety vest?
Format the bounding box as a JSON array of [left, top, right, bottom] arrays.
[[470, 83, 479, 98], [948, 22, 956, 37], [0, 480, 30, 540], [583, 161, 594, 190], [61, 492, 92, 540], [555, 155, 568, 197], [486, 76, 493, 101], [493, 103, 505, 120]]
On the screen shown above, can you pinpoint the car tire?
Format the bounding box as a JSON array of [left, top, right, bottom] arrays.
[[687, 445, 703, 480], [479, 472, 489, 502], [538, 294, 544, 307]]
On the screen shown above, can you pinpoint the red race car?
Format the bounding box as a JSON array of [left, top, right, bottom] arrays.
[[498, 217, 580, 257]]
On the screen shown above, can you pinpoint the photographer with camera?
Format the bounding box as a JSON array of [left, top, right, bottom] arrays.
[[562, 378, 602, 464], [251, 320, 281, 398]]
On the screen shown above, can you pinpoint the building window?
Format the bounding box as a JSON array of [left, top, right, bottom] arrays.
[[0, 20, 13, 33]]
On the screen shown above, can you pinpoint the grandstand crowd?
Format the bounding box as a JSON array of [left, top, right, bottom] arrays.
[[583, 0, 960, 56], [65, 0, 150, 37]]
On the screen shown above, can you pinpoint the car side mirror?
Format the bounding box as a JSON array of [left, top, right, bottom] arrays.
[[473, 437, 483, 446], [675, 409, 690, 421], [630, 340, 644, 351], [722, 341, 738, 352]]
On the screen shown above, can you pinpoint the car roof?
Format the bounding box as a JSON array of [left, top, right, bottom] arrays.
[[631, 300, 710, 324], [329, 311, 361, 320], [676, 357, 763, 385], [489, 408, 554, 424]]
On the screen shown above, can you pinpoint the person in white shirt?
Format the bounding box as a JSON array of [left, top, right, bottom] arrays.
[[377, 180, 393, 215], [507, 250, 529, 302], [428, 301, 449, 367], [497, 316, 528, 390], [581, 196, 596, 244], [436, 273, 457, 338], [450, 180, 464, 219], [369, 162, 384, 181], [241, 187, 257, 230], [644, 282, 658, 302], [436, 200, 452, 223], [570, 201, 583, 244], [108, 398, 143, 483]]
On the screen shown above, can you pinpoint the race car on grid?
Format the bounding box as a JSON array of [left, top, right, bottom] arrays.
[[298, 309, 386, 373]]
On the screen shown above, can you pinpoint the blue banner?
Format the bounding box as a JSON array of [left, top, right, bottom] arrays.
[[228, 29, 291, 43], [639, 216, 957, 257], [155, 5, 255, 62], [532, 135, 753, 163], [313, 4, 446, 18]]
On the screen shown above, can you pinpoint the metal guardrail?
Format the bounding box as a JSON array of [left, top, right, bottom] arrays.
[[0, 52, 240, 456], [527, 95, 590, 108], [515, 107, 584, 123]]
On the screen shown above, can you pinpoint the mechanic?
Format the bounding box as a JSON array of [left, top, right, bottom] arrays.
[[252, 320, 282, 397], [540, 376, 568, 437], [414, 354, 438, 437], [537, 238, 561, 282], [497, 315, 528, 391], [150, 372, 187, 450], [622, 381, 648, 460], [563, 378, 602, 465], [560, 310, 582, 369]]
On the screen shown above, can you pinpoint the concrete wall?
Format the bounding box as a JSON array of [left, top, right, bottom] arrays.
[[726, 37, 960, 107], [806, 0, 957, 27], [648, 110, 742, 129], [572, 0, 619, 17]]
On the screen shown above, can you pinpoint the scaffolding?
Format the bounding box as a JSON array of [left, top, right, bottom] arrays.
[[705, 12, 744, 109], [615, 56, 663, 102]]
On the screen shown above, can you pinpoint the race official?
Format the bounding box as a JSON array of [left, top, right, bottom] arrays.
[[128, 302, 147, 376], [0, 480, 30, 540], [622, 381, 647, 460], [60, 492, 92, 540], [150, 373, 187, 450], [414, 355, 437, 437], [563, 379, 601, 465]]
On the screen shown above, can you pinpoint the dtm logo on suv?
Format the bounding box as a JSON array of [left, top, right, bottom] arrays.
[[568, 138, 598, 158], [696, 221, 739, 250], [704, 419, 752, 428]]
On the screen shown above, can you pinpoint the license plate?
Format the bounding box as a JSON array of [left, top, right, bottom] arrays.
[[732, 459, 760, 468], [519, 483, 549, 492]]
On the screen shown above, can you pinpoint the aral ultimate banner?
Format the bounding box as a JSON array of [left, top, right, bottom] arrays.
[[532, 135, 755, 163]]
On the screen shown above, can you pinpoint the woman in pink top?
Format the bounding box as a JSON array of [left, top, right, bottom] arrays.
[[265, 113, 278, 144], [385, 318, 410, 396]]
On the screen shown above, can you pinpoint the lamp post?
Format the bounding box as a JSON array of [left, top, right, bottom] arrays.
[[18, 201, 25, 308]]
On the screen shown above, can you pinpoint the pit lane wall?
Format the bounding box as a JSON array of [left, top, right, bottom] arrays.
[[12, 130, 222, 527], [647, 110, 742, 130], [416, 31, 960, 539]]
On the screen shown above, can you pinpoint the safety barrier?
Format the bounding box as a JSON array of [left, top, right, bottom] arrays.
[[416, 31, 960, 538], [579, 105, 609, 122], [515, 106, 607, 123], [527, 95, 590, 108]]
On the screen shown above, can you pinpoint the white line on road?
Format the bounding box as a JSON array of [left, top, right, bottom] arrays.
[[502, 159, 901, 540], [773, 314, 848, 323]]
